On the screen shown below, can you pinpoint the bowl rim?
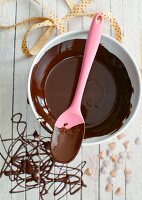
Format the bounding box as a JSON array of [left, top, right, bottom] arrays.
[[28, 30, 141, 145]]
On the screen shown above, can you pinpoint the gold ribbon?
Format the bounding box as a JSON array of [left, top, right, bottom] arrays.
[[0, 0, 123, 56]]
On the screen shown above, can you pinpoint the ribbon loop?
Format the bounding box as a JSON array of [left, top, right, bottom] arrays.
[[22, 18, 55, 56], [0, 0, 123, 56]]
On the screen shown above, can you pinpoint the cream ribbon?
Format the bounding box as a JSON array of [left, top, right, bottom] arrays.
[[0, 0, 123, 56]]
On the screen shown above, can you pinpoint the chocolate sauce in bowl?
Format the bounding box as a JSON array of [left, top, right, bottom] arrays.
[[30, 39, 133, 138]]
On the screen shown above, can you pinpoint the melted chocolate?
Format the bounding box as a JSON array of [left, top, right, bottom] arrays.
[[0, 113, 86, 199], [30, 39, 133, 138], [51, 123, 84, 163]]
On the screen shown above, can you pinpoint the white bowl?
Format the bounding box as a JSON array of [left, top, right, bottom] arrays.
[[28, 31, 141, 145]]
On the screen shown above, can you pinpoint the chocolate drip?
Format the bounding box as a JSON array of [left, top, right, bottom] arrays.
[[30, 39, 133, 138], [0, 113, 86, 199]]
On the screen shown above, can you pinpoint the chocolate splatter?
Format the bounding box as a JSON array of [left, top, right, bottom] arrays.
[[0, 113, 86, 200]]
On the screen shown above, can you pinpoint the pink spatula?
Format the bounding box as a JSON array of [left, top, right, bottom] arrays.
[[51, 14, 104, 163]]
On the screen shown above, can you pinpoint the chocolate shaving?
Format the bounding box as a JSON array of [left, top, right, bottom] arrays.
[[0, 113, 86, 199]]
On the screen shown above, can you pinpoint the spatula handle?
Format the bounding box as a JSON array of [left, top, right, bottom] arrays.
[[71, 14, 104, 111]]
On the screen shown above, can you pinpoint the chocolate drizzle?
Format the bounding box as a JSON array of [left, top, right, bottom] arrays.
[[0, 113, 86, 199]]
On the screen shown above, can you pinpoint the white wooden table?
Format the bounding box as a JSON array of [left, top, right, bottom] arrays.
[[0, 0, 142, 200]]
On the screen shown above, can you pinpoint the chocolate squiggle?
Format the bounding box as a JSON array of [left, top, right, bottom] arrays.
[[0, 113, 86, 200]]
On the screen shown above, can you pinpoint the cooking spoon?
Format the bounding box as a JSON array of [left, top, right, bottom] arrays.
[[50, 14, 104, 163]]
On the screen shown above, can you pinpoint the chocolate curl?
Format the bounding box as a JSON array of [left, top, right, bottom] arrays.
[[0, 0, 123, 56]]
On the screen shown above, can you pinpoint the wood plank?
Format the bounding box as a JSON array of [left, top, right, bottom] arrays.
[[66, 150, 82, 200], [11, 0, 43, 199], [140, 0, 142, 70], [110, 1, 126, 200], [40, 126, 54, 200], [56, 0, 68, 37], [0, 1, 16, 200], [25, 0, 43, 200], [95, 1, 112, 200], [43, 0, 57, 39], [123, 1, 142, 200], [109, 137, 126, 200], [28, 1, 43, 199], [82, 1, 112, 200], [93, 0, 111, 35], [123, 0, 141, 64], [125, 114, 142, 200], [82, 145, 99, 200], [81, 3, 100, 199], [68, 0, 83, 31], [54, 1, 68, 199], [11, 0, 30, 199], [81, 1, 116, 199], [67, 2, 83, 199], [99, 141, 112, 200], [42, 1, 57, 199]]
